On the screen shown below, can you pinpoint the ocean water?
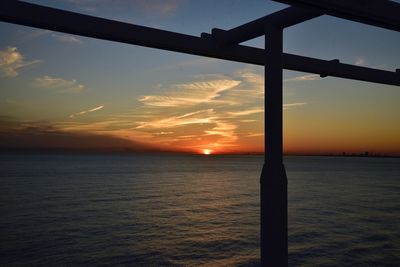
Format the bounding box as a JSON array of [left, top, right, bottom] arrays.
[[0, 154, 399, 266]]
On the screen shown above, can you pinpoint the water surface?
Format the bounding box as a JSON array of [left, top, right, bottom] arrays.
[[0, 154, 399, 266]]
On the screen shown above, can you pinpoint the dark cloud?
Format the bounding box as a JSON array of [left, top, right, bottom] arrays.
[[0, 118, 156, 153]]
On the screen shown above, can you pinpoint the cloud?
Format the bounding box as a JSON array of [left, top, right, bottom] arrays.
[[69, 105, 105, 118], [283, 102, 308, 110], [284, 74, 320, 82], [134, 107, 239, 151], [246, 133, 263, 137], [17, 29, 52, 40], [35, 75, 85, 93], [1, 65, 310, 153], [136, 109, 216, 129], [58, 119, 137, 133], [51, 33, 82, 44], [132, 69, 268, 152], [236, 70, 264, 86], [218, 70, 264, 105], [139, 79, 241, 107], [227, 107, 263, 117], [0, 47, 40, 77], [154, 131, 174, 135], [12, 67, 305, 154], [88, 105, 104, 112], [0, 118, 155, 152], [226, 103, 306, 116], [204, 121, 237, 139], [17, 29, 82, 44]]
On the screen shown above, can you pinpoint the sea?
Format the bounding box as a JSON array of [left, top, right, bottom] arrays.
[[0, 154, 399, 266]]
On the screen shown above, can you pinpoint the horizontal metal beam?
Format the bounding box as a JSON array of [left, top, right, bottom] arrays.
[[274, 0, 400, 32], [0, 0, 399, 86], [210, 7, 321, 45], [284, 54, 399, 86]]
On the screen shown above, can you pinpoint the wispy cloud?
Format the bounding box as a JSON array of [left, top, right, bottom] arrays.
[[69, 105, 105, 118], [139, 79, 241, 107], [17, 29, 52, 41], [35, 75, 85, 93], [17, 29, 82, 44], [136, 109, 216, 129], [51, 33, 82, 44], [153, 131, 174, 135], [20, 67, 307, 153], [0, 47, 40, 77], [236, 69, 264, 87], [132, 69, 267, 152], [284, 74, 320, 82], [134, 107, 240, 151], [283, 102, 307, 110], [54, 68, 307, 153], [204, 121, 237, 138], [227, 107, 263, 117], [219, 69, 264, 105], [227, 103, 306, 115], [246, 133, 263, 137]]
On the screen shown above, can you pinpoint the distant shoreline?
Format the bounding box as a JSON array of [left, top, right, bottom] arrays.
[[0, 148, 399, 158]]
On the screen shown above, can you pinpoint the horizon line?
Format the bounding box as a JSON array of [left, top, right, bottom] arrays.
[[1, 148, 399, 158]]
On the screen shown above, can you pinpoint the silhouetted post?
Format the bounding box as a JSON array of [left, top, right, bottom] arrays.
[[260, 25, 288, 266]]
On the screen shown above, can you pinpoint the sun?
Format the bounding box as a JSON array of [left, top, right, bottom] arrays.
[[202, 149, 212, 155]]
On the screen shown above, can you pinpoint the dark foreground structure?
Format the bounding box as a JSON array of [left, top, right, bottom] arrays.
[[1, 0, 399, 266]]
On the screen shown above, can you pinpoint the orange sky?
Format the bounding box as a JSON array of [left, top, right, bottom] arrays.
[[1, 67, 399, 155]]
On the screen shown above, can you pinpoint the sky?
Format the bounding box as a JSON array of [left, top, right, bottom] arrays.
[[0, 0, 399, 155]]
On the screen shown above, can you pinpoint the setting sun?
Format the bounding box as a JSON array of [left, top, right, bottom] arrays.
[[202, 149, 212, 155]]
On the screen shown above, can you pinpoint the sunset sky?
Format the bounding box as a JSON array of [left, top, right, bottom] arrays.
[[0, 0, 399, 155]]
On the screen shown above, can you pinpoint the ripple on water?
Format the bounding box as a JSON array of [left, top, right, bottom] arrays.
[[0, 154, 399, 266]]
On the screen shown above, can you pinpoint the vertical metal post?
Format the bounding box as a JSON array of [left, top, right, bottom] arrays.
[[260, 25, 288, 266]]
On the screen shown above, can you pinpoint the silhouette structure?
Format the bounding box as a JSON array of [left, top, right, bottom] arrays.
[[1, 1, 399, 266]]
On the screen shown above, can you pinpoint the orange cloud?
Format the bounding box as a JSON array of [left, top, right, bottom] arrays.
[[139, 79, 240, 107], [0, 47, 40, 77], [35, 75, 85, 93], [69, 105, 104, 118]]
